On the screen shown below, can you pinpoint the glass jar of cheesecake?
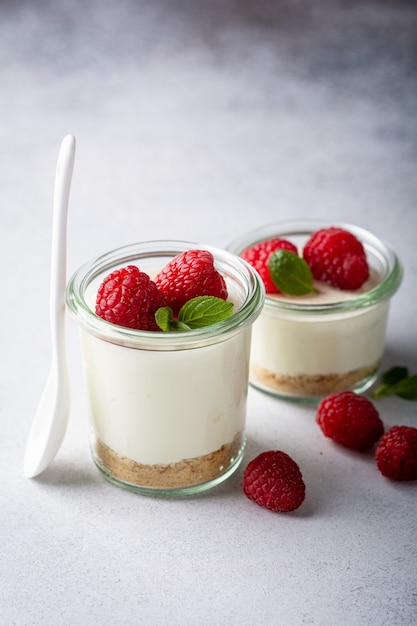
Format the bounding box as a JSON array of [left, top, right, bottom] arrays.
[[67, 241, 264, 495], [228, 220, 402, 403]]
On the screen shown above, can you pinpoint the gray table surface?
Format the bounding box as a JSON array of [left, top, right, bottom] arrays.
[[1, 1, 416, 624]]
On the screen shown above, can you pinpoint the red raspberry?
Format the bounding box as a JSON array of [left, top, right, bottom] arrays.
[[95, 265, 167, 331], [240, 238, 298, 293], [375, 426, 417, 481], [316, 391, 384, 450], [303, 227, 369, 290], [243, 450, 306, 512], [154, 249, 228, 314]]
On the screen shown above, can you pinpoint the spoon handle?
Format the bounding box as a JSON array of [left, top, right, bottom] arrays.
[[50, 135, 75, 356], [23, 136, 75, 478]]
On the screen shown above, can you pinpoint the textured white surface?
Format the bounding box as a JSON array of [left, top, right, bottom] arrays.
[[1, 1, 416, 624]]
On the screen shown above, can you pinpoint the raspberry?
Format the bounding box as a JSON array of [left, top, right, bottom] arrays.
[[240, 238, 298, 293], [154, 249, 228, 314], [316, 391, 384, 450], [303, 227, 369, 290], [95, 265, 167, 331], [375, 426, 417, 481], [243, 450, 306, 512]]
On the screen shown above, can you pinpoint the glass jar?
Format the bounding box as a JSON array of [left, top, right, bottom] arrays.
[[228, 220, 402, 403], [66, 241, 264, 495]]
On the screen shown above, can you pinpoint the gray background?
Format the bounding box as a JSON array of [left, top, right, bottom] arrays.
[[1, 1, 416, 624]]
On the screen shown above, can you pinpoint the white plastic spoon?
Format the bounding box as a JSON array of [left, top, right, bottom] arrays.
[[24, 135, 76, 478]]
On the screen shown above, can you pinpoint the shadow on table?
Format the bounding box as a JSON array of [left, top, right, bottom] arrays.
[[32, 459, 99, 490]]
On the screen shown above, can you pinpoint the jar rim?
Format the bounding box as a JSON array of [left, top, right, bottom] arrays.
[[66, 240, 265, 350], [227, 219, 403, 313]]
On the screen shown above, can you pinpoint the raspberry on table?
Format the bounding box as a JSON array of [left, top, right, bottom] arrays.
[[243, 450, 306, 512], [95, 265, 167, 331], [240, 238, 298, 293], [375, 426, 417, 481], [316, 391, 384, 450], [303, 226, 369, 290], [154, 249, 228, 315]]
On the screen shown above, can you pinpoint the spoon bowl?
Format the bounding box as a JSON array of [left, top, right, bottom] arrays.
[[24, 135, 76, 478]]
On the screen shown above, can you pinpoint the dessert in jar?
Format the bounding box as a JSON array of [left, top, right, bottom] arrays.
[[228, 220, 402, 403], [66, 241, 264, 495]]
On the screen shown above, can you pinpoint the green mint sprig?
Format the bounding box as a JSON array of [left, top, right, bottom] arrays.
[[155, 296, 233, 332], [372, 366, 417, 401], [268, 250, 318, 296], [155, 307, 191, 332]]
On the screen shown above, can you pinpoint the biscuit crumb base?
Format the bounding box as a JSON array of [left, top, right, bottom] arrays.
[[93, 434, 243, 490], [251, 363, 378, 398]]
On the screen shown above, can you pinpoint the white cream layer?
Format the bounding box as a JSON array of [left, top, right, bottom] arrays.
[[250, 270, 388, 377], [80, 273, 250, 465], [81, 327, 251, 465]]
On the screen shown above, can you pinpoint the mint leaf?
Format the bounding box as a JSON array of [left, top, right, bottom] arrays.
[[381, 366, 409, 386], [373, 366, 409, 399], [391, 375, 417, 400], [155, 297, 233, 332], [179, 296, 233, 329], [373, 366, 417, 401], [268, 250, 318, 296], [155, 307, 191, 332]]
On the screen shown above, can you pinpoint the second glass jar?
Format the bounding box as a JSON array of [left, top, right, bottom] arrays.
[[228, 220, 402, 403]]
